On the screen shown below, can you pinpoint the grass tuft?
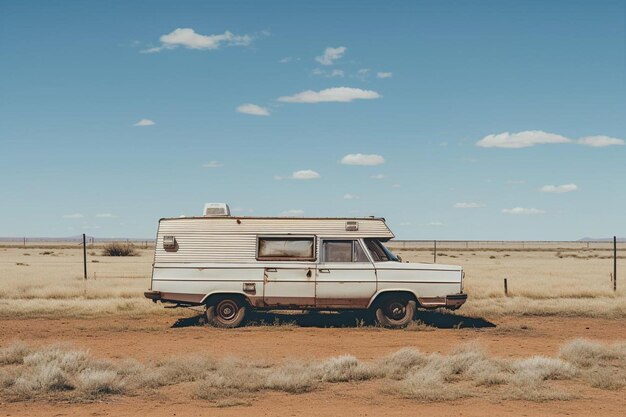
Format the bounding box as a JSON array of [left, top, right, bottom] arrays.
[[101, 243, 138, 257]]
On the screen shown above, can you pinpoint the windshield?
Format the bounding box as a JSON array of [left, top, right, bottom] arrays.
[[364, 239, 400, 262]]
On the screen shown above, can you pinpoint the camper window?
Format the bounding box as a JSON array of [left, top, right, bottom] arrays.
[[257, 237, 315, 261]]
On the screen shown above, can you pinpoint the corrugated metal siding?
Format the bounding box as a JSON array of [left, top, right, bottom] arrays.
[[155, 217, 394, 263]]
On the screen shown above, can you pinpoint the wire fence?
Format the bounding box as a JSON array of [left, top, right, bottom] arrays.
[[388, 240, 626, 251]]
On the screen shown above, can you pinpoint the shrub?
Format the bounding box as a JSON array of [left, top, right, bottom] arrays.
[[101, 243, 138, 257], [77, 368, 124, 396], [0, 342, 31, 365]]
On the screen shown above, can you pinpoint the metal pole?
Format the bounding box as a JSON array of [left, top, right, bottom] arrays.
[[614, 236, 617, 292], [433, 240, 437, 263], [504, 278, 508, 296], [83, 233, 87, 280]]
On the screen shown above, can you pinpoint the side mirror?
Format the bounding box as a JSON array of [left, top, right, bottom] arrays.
[[396, 255, 403, 262]]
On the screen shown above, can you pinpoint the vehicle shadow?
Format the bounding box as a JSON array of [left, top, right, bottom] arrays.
[[414, 310, 496, 329], [171, 309, 496, 329]]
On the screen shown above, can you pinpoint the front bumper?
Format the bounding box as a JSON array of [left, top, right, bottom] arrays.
[[417, 293, 468, 310], [444, 293, 468, 309]]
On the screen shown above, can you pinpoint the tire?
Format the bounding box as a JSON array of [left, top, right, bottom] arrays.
[[374, 295, 416, 328], [206, 297, 247, 328]]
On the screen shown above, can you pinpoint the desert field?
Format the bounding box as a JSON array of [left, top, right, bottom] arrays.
[[1, 242, 625, 416]]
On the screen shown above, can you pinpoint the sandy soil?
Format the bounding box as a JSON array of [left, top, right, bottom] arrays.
[[1, 311, 625, 417]]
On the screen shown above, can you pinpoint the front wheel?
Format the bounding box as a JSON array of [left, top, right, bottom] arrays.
[[374, 295, 416, 328], [206, 297, 247, 328]]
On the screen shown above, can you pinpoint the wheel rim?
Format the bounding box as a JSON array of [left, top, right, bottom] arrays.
[[216, 300, 239, 322], [386, 300, 407, 320]]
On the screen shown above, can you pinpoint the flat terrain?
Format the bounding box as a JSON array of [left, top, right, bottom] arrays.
[[1, 243, 625, 416], [1, 313, 625, 416]]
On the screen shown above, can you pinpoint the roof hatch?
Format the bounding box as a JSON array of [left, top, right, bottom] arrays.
[[203, 203, 231, 217]]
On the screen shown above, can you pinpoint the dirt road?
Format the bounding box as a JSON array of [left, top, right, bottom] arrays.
[[1, 311, 625, 416]]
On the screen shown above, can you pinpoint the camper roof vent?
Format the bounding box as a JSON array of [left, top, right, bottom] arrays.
[[203, 203, 231, 217]]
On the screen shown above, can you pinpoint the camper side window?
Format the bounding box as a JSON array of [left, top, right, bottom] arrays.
[[257, 237, 316, 261]]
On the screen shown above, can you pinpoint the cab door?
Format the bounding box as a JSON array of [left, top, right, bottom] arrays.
[[315, 239, 376, 308]]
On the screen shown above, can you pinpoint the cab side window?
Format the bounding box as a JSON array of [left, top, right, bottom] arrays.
[[364, 239, 390, 262], [323, 240, 370, 262]]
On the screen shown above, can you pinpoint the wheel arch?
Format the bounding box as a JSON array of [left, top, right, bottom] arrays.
[[367, 289, 419, 309], [201, 291, 252, 307]]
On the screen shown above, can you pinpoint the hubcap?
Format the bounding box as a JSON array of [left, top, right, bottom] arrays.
[[387, 301, 406, 320], [217, 300, 238, 321]]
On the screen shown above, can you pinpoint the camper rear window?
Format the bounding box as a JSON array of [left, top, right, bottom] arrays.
[[257, 237, 316, 261]]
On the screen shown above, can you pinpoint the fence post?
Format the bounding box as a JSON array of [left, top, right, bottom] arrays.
[[83, 233, 87, 280], [614, 236, 617, 292], [23, 237, 26, 248], [504, 278, 508, 296], [433, 240, 437, 263]]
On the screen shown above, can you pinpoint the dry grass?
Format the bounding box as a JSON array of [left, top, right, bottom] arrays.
[[1, 244, 625, 318], [461, 296, 626, 319], [2, 339, 624, 404]]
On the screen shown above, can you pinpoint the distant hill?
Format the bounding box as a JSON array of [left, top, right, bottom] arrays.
[[0, 236, 154, 242], [578, 237, 626, 242]]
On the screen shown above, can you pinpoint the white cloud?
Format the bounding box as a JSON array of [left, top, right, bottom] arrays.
[[577, 136, 625, 147], [95, 213, 116, 218], [476, 131, 624, 149], [502, 207, 545, 215], [426, 221, 446, 227], [274, 170, 320, 180], [476, 130, 570, 148], [63, 213, 84, 219], [203, 161, 223, 168], [540, 184, 578, 193], [133, 119, 155, 126], [280, 209, 305, 216], [341, 153, 385, 166], [82, 225, 101, 230], [236, 103, 270, 116], [312, 68, 344, 78], [279, 57, 293, 63], [343, 193, 359, 200], [370, 174, 385, 180], [315, 46, 346, 65], [376, 72, 393, 78], [454, 202, 485, 209], [278, 87, 381, 103], [355, 68, 370, 80], [391, 184, 401, 188], [142, 28, 252, 53]]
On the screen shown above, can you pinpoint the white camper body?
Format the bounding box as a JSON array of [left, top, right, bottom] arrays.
[[146, 210, 467, 327]]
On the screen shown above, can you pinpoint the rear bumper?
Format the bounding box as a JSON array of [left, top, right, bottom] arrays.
[[417, 293, 468, 310], [144, 290, 161, 302], [144, 290, 205, 305]]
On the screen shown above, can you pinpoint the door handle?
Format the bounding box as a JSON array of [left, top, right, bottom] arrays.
[[266, 268, 277, 272], [319, 269, 330, 273]]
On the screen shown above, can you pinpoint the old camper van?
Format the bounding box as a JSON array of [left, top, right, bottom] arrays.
[[145, 203, 467, 328]]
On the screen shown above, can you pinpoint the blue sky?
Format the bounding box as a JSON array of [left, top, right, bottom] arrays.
[[0, 0, 624, 240]]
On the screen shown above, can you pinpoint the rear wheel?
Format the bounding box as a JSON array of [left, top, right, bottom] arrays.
[[206, 297, 247, 328], [374, 294, 416, 328]]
